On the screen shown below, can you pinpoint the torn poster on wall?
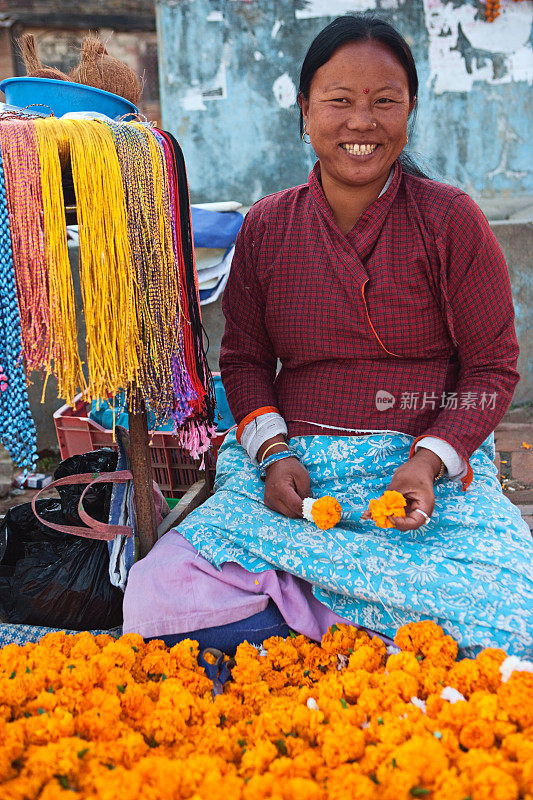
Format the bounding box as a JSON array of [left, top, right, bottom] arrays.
[[423, 0, 533, 93], [295, 0, 379, 19], [176, 58, 228, 111]]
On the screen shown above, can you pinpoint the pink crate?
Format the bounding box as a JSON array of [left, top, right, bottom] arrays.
[[53, 394, 227, 499]]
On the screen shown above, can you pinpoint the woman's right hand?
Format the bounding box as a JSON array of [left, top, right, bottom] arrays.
[[263, 457, 311, 518]]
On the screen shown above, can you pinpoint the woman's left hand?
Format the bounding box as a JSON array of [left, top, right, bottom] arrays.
[[373, 448, 442, 531]]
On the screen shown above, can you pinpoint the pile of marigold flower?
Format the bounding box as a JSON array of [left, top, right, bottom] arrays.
[[1, 621, 532, 800]]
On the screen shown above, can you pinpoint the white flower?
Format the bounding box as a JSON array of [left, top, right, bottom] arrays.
[[307, 697, 319, 710], [500, 655, 533, 683], [440, 686, 466, 704], [410, 696, 427, 713], [302, 497, 316, 522]]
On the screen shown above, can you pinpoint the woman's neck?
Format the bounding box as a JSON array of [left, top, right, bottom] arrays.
[[321, 170, 392, 235]]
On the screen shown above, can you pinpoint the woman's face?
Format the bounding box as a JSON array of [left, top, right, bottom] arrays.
[[300, 39, 415, 194]]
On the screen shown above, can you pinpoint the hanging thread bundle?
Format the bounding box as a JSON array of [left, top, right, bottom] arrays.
[[156, 130, 217, 455], [34, 120, 85, 401], [37, 118, 141, 404], [0, 149, 38, 468], [0, 121, 51, 373], [0, 115, 215, 466]]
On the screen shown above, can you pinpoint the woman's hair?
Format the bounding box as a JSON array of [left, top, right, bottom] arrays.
[[298, 14, 428, 178]]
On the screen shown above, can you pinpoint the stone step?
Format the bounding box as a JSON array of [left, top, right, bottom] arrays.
[[495, 423, 533, 452]]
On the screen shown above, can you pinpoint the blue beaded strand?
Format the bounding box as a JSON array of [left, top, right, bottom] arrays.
[[259, 450, 300, 479], [0, 147, 38, 468]]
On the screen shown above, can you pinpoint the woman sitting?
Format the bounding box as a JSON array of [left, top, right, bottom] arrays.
[[123, 14, 532, 658]]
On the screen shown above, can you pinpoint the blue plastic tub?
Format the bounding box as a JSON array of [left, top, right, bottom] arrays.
[[0, 77, 138, 119]]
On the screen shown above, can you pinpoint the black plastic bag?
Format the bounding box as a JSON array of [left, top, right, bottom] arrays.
[[0, 450, 123, 630], [53, 448, 118, 525]]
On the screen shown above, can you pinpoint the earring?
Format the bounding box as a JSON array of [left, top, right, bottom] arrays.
[[302, 127, 311, 143], [371, 122, 377, 129]]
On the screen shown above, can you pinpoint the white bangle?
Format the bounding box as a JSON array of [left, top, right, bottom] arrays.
[[240, 412, 288, 463]]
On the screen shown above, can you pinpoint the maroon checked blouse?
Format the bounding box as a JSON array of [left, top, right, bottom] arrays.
[[220, 161, 519, 476]]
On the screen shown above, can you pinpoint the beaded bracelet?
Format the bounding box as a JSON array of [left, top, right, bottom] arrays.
[[259, 450, 300, 480], [260, 441, 289, 463], [434, 460, 446, 482]]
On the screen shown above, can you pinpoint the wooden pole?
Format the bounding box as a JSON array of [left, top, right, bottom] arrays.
[[128, 397, 158, 558]]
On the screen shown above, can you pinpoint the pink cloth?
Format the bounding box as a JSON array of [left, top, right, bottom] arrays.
[[122, 530, 348, 640]]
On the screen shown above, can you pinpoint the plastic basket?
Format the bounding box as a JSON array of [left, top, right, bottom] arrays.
[[53, 394, 227, 499], [0, 77, 138, 119]]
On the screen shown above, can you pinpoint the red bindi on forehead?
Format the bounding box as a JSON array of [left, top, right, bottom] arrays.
[[363, 88, 370, 94]]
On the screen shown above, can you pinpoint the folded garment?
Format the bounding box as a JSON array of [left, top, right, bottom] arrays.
[[191, 207, 243, 248]]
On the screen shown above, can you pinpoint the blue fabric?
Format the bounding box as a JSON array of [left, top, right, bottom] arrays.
[[89, 380, 234, 433], [212, 374, 235, 431], [107, 426, 135, 590], [0, 624, 122, 648], [191, 207, 243, 248], [145, 600, 289, 655], [178, 430, 533, 658], [89, 392, 174, 432]]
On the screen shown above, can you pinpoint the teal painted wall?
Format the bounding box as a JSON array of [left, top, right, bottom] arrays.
[[156, 0, 533, 204]]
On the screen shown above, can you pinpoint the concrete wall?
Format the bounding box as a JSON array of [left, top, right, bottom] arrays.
[[156, 0, 533, 204], [491, 220, 533, 406]]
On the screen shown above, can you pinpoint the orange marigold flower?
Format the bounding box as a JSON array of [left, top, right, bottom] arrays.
[[475, 648, 507, 691], [459, 719, 495, 750], [1, 622, 531, 797], [501, 732, 533, 764], [302, 495, 342, 530], [367, 490, 406, 528], [395, 620, 458, 666], [470, 765, 519, 800], [380, 734, 449, 785], [141, 649, 171, 677], [433, 768, 471, 800], [497, 672, 533, 729], [239, 740, 278, 778], [321, 624, 367, 655], [386, 651, 421, 677], [320, 724, 365, 768], [349, 644, 385, 673], [327, 766, 378, 800], [447, 659, 483, 697], [379, 669, 419, 702]]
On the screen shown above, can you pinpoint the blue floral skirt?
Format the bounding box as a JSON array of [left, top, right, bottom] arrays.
[[178, 431, 533, 657]]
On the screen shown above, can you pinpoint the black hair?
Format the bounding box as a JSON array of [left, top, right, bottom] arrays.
[[298, 14, 428, 179]]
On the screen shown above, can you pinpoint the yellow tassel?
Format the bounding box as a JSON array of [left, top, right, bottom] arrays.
[[34, 119, 85, 404], [37, 118, 140, 404]]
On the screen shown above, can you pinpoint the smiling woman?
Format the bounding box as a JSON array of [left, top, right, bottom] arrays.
[[123, 15, 533, 660], [300, 41, 413, 231], [298, 17, 420, 232]]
